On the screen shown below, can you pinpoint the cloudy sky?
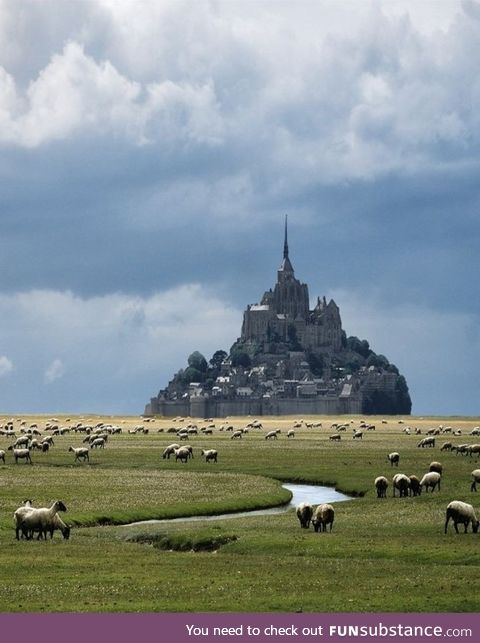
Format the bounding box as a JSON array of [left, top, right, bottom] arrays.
[[0, 0, 479, 416]]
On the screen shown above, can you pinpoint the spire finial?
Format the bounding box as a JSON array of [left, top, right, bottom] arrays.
[[283, 214, 289, 259]]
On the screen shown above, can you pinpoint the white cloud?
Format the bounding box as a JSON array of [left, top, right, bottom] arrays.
[[0, 355, 13, 377], [44, 358, 64, 383]]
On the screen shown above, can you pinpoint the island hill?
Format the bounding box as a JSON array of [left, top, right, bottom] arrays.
[[145, 223, 411, 418]]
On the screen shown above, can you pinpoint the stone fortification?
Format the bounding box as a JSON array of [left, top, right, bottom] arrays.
[[145, 220, 411, 417]]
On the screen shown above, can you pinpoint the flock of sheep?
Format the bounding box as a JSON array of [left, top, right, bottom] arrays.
[[4, 414, 480, 542]]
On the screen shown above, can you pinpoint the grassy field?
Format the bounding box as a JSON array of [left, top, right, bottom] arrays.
[[0, 413, 479, 612]]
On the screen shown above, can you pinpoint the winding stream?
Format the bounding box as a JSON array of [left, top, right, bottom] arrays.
[[127, 483, 353, 526]]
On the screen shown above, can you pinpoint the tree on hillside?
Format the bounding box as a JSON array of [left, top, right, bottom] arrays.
[[187, 351, 208, 373], [209, 350, 228, 369]]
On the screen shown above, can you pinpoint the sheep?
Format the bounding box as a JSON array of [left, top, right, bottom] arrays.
[[408, 475, 421, 497], [441, 442, 453, 451], [418, 437, 435, 448], [454, 444, 469, 455], [312, 504, 335, 532], [468, 444, 480, 458], [0, 449, 5, 464], [296, 502, 313, 528], [201, 449, 218, 463], [25, 512, 71, 541], [392, 473, 410, 498], [41, 441, 50, 453], [387, 452, 400, 467], [329, 434, 341, 441], [469, 427, 480, 436], [12, 436, 30, 449], [265, 430, 278, 440], [13, 500, 35, 540], [162, 443, 180, 459], [419, 471, 441, 493], [470, 469, 480, 492], [174, 446, 191, 463], [444, 501, 479, 534], [42, 435, 55, 447], [231, 430, 243, 440], [429, 461, 443, 475], [374, 476, 388, 498], [68, 446, 90, 463], [17, 500, 67, 541], [9, 447, 32, 464], [287, 430, 295, 438], [89, 437, 105, 449], [352, 431, 363, 440]]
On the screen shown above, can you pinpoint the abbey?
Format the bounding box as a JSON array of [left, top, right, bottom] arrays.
[[145, 221, 411, 417]]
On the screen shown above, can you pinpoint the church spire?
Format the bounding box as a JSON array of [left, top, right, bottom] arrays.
[[279, 214, 294, 275]]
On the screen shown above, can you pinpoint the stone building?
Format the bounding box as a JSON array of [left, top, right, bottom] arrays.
[[145, 219, 411, 417]]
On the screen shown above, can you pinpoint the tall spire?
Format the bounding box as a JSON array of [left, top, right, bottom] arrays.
[[279, 214, 294, 275], [283, 214, 289, 260]]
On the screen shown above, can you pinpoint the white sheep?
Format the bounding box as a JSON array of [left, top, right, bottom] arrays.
[[392, 473, 410, 497], [265, 430, 278, 440], [429, 461, 443, 475], [470, 469, 480, 492], [201, 449, 218, 463], [68, 446, 90, 463], [24, 511, 71, 540], [9, 447, 32, 464], [374, 476, 388, 498], [353, 431, 363, 440], [13, 500, 34, 540], [162, 443, 180, 459], [468, 444, 480, 458], [312, 504, 335, 532], [387, 452, 400, 467], [231, 430, 243, 440], [17, 500, 67, 541], [408, 475, 421, 497], [89, 437, 105, 449], [287, 430, 295, 438], [174, 446, 191, 463], [329, 434, 341, 441], [418, 437, 435, 448], [419, 471, 441, 493], [296, 502, 313, 528], [444, 501, 479, 534]]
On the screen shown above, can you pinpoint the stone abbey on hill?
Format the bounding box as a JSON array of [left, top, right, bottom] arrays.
[[145, 221, 411, 417]]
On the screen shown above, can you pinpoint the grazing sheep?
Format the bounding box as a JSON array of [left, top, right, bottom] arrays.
[[441, 442, 453, 452], [231, 430, 243, 440], [68, 446, 90, 463], [418, 437, 435, 448], [41, 441, 50, 453], [454, 444, 469, 455], [392, 473, 410, 498], [420, 471, 441, 493], [329, 434, 341, 441], [13, 500, 35, 540], [353, 431, 363, 440], [312, 504, 335, 532], [17, 500, 67, 541], [162, 443, 180, 459], [9, 447, 32, 464], [26, 512, 71, 541], [470, 469, 480, 492], [265, 430, 278, 440], [374, 476, 388, 498], [296, 502, 313, 528], [429, 461, 443, 475], [89, 437, 105, 449], [174, 446, 191, 463], [13, 436, 30, 449], [201, 449, 218, 463], [387, 452, 400, 467], [468, 444, 480, 458], [444, 501, 479, 534], [469, 427, 480, 436], [408, 475, 421, 497]]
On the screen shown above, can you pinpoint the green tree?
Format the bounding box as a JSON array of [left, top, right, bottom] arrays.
[[209, 350, 228, 370], [182, 366, 205, 384], [231, 351, 251, 368], [188, 351, 208, 373]]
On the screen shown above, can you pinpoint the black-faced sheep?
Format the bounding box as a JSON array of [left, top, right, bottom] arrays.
[[374, 476, 388, 498], [18, 500, 67, 541], [392, 473, 410, 497], [387, 452, 400, 467], [419, 471, 441, 493], [444, 501, 479, 534], [470, 469, 480, 492], [312, 504, 335, 532], [296, 502, 313, 528]]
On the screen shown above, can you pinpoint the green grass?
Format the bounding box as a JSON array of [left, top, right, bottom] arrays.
[[0, 413, 479, 612]]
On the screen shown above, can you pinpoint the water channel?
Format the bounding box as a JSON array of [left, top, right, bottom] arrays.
[[127, 483, 353, 526]]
